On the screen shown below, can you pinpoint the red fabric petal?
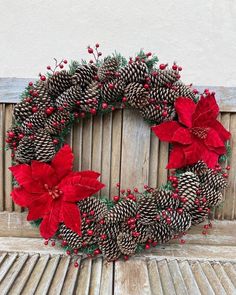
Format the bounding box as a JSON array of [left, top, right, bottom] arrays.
[[166, 144, 186, 169], [183, 140, 205, 166], [172, 128, 192, 145], [192, 95, 219, 127], [76, 171, 101, 179], [175, 97, 196, 128], [152, 121, 182, 142], [31, 161, 58, 188], [201, 149, 219, 168], [39, 199, 62, 239], [27, 193, 51, 221], [51, 145, 73, 181], [62, 203, 82, 236], [209, 120, 231, 142], [9, 165, 43, 193], [11, 187, 32, 207], [204, 128, 226, 154]]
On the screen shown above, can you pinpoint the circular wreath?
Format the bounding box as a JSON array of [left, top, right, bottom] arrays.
[[6, 44, 231, 265]]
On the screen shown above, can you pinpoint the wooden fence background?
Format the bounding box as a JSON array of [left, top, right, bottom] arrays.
[[0, 102, 235, 224]]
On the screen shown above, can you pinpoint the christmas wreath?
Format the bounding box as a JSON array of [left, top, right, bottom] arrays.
[[6, 44, 231, 266]]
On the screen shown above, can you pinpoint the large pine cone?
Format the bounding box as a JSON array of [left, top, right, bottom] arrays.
[[47, 71, 73, 96], [105, 199, 137, 224], [72, 64, 97, 88], [150, 68, 179, 87], [15, 136, 35, 163], [117, 232, 137, 256], [119, 62, 148, 84], [100, 80, 125, 103], [98, 239, 121, 262], [55, 85, 82, 111], [97, 57, 119, 82], [137, 194, 158, 225], [44, 109, 70, 135], [124, 83, 149, 109], [34, 129, 56, 162], [153, 189, 179, 210], [140, 103, 175, 124]]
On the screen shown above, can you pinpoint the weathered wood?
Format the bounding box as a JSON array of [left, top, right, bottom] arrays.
[[157, 260, 176, 294], [0, 104, 4, 211], [120, 109, 150, 192]]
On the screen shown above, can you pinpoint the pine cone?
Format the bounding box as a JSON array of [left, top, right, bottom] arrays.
[[188, 161, 208, 176], [78, 196, 108, 222], [97, 57, 119, 82], [13, 100, 33, 123], [98, 222, 121, 239], [98, 239, 121, 262], [59, 224, 83, 249], [199, 170, 227, 191], [105, 199, 137, 224], [190, 203, 209, 225], [33, 81, 53, 109], [80, 81, 101, 111], [168, 211, 191, 232], [47, 71, 73, 96], [117, 232, 137, 256], [178, 172, 199, 211], [140, 103, 175, 124], [199, 186, 223, 206], [101, 80, 125, 103], [21, 110, 47, 134], [150, 68, 179, 87], [72, 64, 97, 88], [6, 126, 23, 150], [44, 109, 70, 135], [149, 221, 172, 243], [149, 87, 178, 104], [34, 129, 56, 162], [124, 83, 149, 109], [55, 85, 82, 111], [153, 189, 180, 210], [119, 62, 148, 84], [15, 136, 35, 163], [173, 81, 196, 100], [137, 194, 158, 225], [121, 220, 150, 243]]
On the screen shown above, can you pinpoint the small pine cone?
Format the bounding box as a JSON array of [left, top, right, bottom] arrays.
[[97, 57, 119, 82], [55, 85, 82, 111], [47, 71, 73, 96], [188, 161, 208, 176], [140, 103, 175, 124], [137, 194, 158, 225], [98, 239, 121, 262], [106, 199, 137, 224], [59, 223, 83, 249], [149, 87, 178, 104], [178, 172, 200, 211], [33, 81, 53, 109], [153, 189, 179, 210], [72, 64, 97, 88], [173, 81, 196, 100], [78, 196, 108, 222], [44, 110, 70, 135], [21, 110, 47, 134], [190, 203, 209, 225], [167, 211, 191, 232], [200, 186, 223, 206], [149, 221, 173, 243], [34, 129, 56, 162], [117, 232, 137, 256], [101, 80, 125, 103], [124, 83, 149, 109], [121, 221, 150, 243], [150, 69, 179, 87], [13, 100, 33, 123], [199, 170, 227, 191], [15, 136, 35, 163], [80, 81, 101, 111], [119, 62, 148, 84]]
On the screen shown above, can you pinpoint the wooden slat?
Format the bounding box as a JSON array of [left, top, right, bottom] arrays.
[[73, 119, 83, 171], [4, 104, 13, 212], [99, 259, 114, 295], [0, 104, 4, 211], [120, 109, 150, 192], [148, 130, 160, 188], [74, 259, 92, 294]]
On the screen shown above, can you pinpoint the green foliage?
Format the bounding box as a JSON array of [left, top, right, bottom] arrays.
[[30, 218, 42, 227], [135, 49, 159, 71]]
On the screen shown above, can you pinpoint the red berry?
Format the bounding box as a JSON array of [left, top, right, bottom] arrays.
[[90, 108, 96, 115], [100, 234, 107, 240], [198, 207, 203, 212], [226, 165, 230, 170], [63, 59, 68, 64], [98, 52, 102, 56], [113, 195, 120, 202], [95, 43, 100, 48], [28, 81, 33, 87], [162, 111, 168, 117], [202, 230, 207, 235], [99, 219, 105, 225], [180, 239, 185, 244], [45, 108, 53, 115], [159, 64, 167, 70], [145, 244, 150, 250], [143, 84, 149, 89], [124, 255, 129, 261], [177, 208, 183, 214], [66, 250, 71, 255], [102, 103, 108, 109], [74, 261, 79, 268], [40, 75, 46, 81], [74, 112, 79, 118], [51, 241, 55, 247], [8, 131, 15, 138], [88, 47, 93, 54], [166, 217, 171, 224], [122, 97, 127, 102], [144, 184, 148, 189], [47, 65, 51, 70], [172, 193, 178, 199], [134, 188, 138, 193], [89, 210, 95, 216], [120, 189, 125, 194], [108, 83, 115, 90], [94, 249, 101, 255], [59, 64, 64, 69], [87, 229, 94, 236], [178, 66, 182, 71], [172, 64, 178, 70], [146, 52, 152, 57], [44, 240, 48, 245], [74, 249, 78, 254], [27, 122, 33, 128], [116, 183, 120, 188], [223, 173, 228, 178]]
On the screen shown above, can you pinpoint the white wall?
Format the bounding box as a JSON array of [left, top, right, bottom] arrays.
[[0, 0, 236, 86]]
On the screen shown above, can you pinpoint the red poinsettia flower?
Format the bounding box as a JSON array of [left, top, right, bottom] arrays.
[[9, 145, 105, 239], [152, 94, 231, 169]]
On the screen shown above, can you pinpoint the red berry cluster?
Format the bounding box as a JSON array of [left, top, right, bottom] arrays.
[[87, 43, 102, 64]]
